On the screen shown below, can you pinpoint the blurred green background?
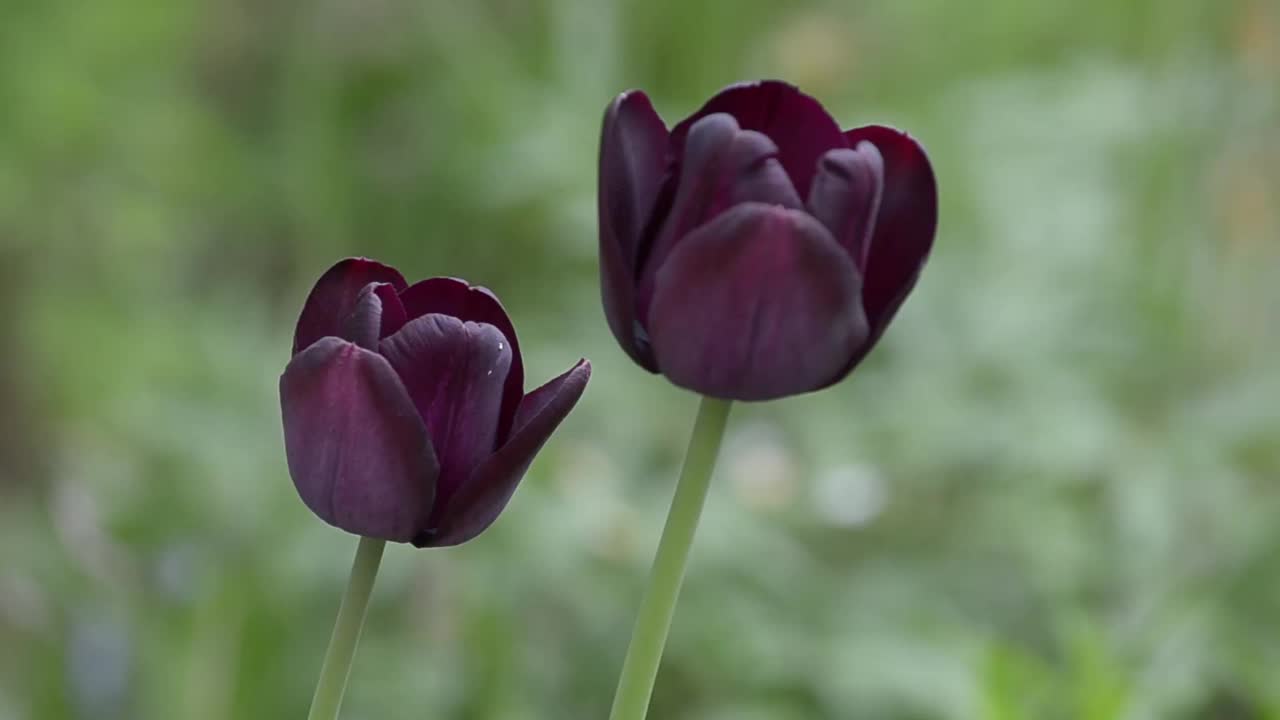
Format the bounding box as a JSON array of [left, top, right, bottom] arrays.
[[2, 0, 1279, 717]]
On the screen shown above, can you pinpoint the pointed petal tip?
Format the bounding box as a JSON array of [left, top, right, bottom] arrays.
[[418, 357, 591, 547]]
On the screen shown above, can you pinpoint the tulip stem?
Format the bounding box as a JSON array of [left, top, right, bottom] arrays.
[[307, 536, 386, 720], [608, 396, 732, 720]]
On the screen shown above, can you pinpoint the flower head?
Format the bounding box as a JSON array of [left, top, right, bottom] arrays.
[[598, 80, 937, 400], [280, 258, 590, 546]]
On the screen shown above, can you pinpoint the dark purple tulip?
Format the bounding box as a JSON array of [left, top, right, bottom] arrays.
[[280, 258, 591, 547], [598, 80, 937, 401]]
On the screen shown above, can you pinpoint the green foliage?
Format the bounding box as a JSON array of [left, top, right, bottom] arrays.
[[1, 0, 1278, 718]]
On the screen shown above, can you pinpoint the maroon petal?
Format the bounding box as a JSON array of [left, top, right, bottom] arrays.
[[280, 337, 437, 542], [806, 142, 884, 272], [639, 113, 801, 320], [341, 282, 409, 350], [647, 202, 867, 401], [420, 359, 591, 547], [599, 91, 670, 370], [379, 314, 512, 517], [372, 282, 408, 338], [399, 277, 524, 441], [670, 80, 847, 199], [293, 258, 408, 355], [843, 125, 938, 352]]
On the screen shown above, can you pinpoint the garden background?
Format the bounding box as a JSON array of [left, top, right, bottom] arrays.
[[1, 0, 1279, 717]]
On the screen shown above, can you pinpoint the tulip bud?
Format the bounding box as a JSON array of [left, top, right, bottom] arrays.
[[281, 258, 590, 546]]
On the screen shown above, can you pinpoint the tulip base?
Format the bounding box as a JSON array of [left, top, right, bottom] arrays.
[[608, 396, 732, 720], [307, 536, 386, 720]]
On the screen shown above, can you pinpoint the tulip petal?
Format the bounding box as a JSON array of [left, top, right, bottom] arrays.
[[341, 282, 409, 350], [639, 114, 801, 320], [670, 80, 846, 199], [380, 314, 512, 513], [280, 337, 437, 542], [420, 359, 591, 547], [599, 91, 670, 370], [843, 125, 938, 349], [807, 143, 884, 272], [647, 202, 867, 401], [293, 258, 408, 355], [399, 277, 524, 441], [372, 282, 408, 338]]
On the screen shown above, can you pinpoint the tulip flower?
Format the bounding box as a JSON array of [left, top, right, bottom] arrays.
[[599, 81, 937, 720], [281, 257, 591, 547], [598, 80, 937, 401], [283, 258, 590, 720]]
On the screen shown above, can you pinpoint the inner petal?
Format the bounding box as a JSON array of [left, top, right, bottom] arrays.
[[668, 80, 847, 199], [806, 142, 885, 272], [380, 314, 512, 511], [398, 277, 524, 442], [637, 115, 801, 326]]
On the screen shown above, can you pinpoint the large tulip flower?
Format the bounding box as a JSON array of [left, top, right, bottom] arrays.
[[598, 80, 937, 400]]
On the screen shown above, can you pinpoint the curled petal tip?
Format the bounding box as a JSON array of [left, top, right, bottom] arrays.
[[293, 258, 408, 355]]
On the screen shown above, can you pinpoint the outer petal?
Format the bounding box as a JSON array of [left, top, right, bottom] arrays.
[[843, 125, 938, 348], [419, 359, 591, 547], [280, 337, 437, 542], [379, 314, 512, 513], [638, 114, 801, 320], [670, 80, 847, 199], [806, 142, 884, 272], [647, 203, 867, 401], [599, 91, 669, 370], [399, 277, 524, 441], [292, 258, 408, 355]]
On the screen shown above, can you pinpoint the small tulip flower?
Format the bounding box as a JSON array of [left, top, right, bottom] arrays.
[[280, 258, 590, 547], [598, 80, 938, 401]]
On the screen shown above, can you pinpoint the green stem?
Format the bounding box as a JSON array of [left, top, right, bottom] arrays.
[[608, 396, 733, 720], [307, 536, 386, 720]]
